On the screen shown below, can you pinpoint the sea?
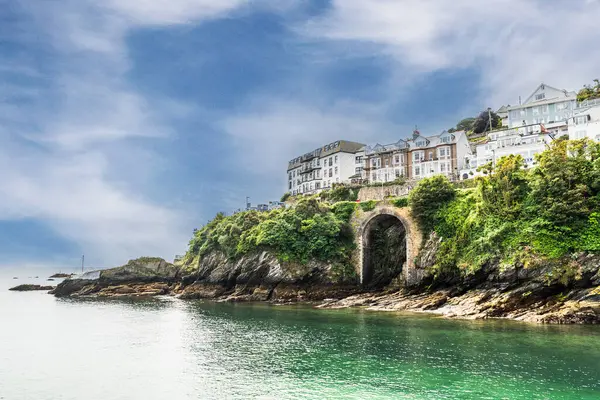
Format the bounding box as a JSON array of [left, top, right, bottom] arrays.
[[1, 269, 600, 400]]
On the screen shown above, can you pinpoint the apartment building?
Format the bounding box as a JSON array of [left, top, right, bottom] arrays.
[[287, 140, 365, 195], [364, 130, 471, 183], [460, 123, 554, 179], [569, 102, 600, 141], [506, 83, 577, 128]]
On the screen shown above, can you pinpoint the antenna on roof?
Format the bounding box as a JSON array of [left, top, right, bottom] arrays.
[[519, 96, 522, 105]]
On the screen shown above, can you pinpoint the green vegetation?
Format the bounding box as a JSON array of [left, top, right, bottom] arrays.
[[416, 138, 600, 279], [359, 200, 378, 212], [391, 197, 408, 208], [319, 184, 360, 202], [448, 110, 502, 135], [186, 197, 356, 270], [577, 79, 600, 102], [280, 192, 291, 202]]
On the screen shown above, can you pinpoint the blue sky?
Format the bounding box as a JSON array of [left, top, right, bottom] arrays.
[[1, 0, 600, 269]]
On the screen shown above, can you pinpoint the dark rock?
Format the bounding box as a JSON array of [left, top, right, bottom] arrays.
[[10, 284, 54, 291], [49, 273, 73, 278], [52, 257, 179, 298]]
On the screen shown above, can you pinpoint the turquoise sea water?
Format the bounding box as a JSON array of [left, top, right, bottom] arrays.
[[1, 272, 599, 400]]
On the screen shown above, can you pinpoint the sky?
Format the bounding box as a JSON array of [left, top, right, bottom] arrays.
[[1, 0, 600, 270]]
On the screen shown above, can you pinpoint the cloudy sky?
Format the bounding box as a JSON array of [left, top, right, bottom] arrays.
[[1, 0, 599, 269]]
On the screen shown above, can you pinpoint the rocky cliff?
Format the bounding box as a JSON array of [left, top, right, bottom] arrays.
[[178, 251, 359, 301]]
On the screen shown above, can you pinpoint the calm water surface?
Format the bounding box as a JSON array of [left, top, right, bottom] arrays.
[[1, 272, 599, 400]]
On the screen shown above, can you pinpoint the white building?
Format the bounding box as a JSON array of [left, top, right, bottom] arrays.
[[506, 83, 577, 128], [569, 102, 600, 142], [461, 123, 554, 179], [287, 140, 365, 195]]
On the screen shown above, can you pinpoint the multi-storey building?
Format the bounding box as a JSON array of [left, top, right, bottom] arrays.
[[286, 140, 365, 195], [506, 83, 577, 128], [569, 102, 600, 142], [460, 123, 554, 179], [364, 130, 471, 183]]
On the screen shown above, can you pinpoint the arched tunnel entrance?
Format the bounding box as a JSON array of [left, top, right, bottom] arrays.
[[361, 214, 407, 288]]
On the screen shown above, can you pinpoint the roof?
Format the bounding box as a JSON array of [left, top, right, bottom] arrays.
[[508, 83, 576, 110], [364, 130, 465, 156], [287, 139, 366, 170]]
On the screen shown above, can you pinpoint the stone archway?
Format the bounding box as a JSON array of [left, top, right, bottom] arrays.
[[353, 205, 423, 287]]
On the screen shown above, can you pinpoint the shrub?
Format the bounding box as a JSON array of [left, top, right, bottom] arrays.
[[331, 201, 357, 222], [409, 175, 456, 232], [280, 192, 291, 202], [391, 197, 408, 208], [359, 200, 378, 212]]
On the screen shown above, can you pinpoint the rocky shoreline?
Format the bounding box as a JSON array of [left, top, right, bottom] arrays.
[[45, 254, 600, 324]]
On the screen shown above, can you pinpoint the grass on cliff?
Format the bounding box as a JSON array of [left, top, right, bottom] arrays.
[[186, 198, 358, 274], [409, 138, 600, 282]]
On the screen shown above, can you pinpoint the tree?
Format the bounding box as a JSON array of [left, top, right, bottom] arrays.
[[472, 110, 501, 134], [577, 79, 600, 102], [478, 155, 529, 220], [448, 117, 476, 133], [529, 138, 600, 227], [408, 175, 456, 232], [456, 117, 476, 132]]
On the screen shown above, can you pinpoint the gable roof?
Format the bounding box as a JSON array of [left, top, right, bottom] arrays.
[[522, 82, 576, 105]]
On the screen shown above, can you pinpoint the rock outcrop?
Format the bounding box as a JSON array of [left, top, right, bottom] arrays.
[[51, 257, 181, 298], [178, 251, 359, 302], [9, 284, 55, 291]]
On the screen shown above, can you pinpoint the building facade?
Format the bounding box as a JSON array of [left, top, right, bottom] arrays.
[[460, 123, 555, 179], [506, 83, 577, 128], [287, 140, 365, 195], [363, 130, 471, 183], [569, 102, 600, 142]]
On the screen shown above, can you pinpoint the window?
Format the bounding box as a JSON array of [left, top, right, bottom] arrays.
[[329, 168, 333, 177], [532, 107, 540, 116], [335, 155, 338, 164], [355, 167, 362, 174], [372, 173, 377, 181], [329, 158, 333, 167], [576, 116, 588, 125], [334, 166, 338, 174], [535, 93, 545, 101], [355, 156, 362, 163], [372, 158, 381, 168], [316, 170, 320, 178], [413, 166, 421, 176], [288, 173, 292, 180], [394, 154, 404, 165], [289, 182, 292, 189], [438, 147, 450, 159], [412, 151, 424, 162], [440, 136, 451, 143], [575, 130, 587, 139], [310, 183, 313, 191], [511, 110, 520, 119], [292, 171, 295, 178], [385, 159, 389, 167], [440, 163, 446, 172], [428, 151, 434, 161], [415, 140, 426, 147], [395, 169, 400, 178], [542, 105, 549, 114], [316, 182, 321, 189]]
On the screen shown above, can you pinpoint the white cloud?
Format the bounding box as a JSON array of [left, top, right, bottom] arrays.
[[0, 0, 254, 266], [303, 0, 600, 106], [221, 99, 404, 182]]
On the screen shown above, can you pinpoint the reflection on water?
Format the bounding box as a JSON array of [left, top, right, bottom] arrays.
[[1, 275, 599, 400]]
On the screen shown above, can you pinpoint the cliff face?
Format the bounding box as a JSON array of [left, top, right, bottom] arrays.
[[179, 251, 359, 301]]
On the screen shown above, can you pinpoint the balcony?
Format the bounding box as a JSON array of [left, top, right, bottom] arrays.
[[300, 164, 320, 174]]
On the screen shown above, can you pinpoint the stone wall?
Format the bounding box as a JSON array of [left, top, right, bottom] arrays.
[[350, 203, 424, 287], [357, 183, 416, 202]]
